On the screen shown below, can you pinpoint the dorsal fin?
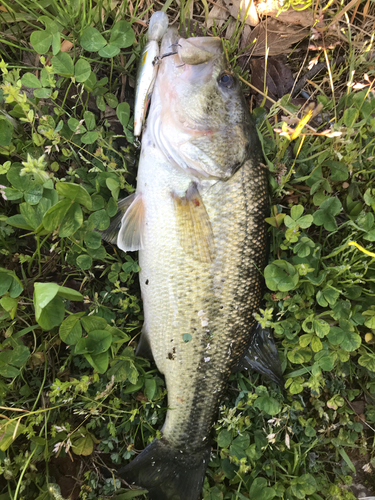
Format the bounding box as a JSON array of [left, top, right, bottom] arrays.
[[101, 194, 136, 244], [117, 193, 145, 252], [172, 182, 214, 263]]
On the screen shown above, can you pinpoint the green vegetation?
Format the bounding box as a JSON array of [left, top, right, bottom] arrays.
[[0, 0, 374, 499]]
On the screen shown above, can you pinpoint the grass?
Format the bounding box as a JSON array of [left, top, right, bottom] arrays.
[[0, 0, 375, 499]]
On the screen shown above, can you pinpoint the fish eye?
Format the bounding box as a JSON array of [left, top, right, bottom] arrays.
[[219, 72, 234, 89]]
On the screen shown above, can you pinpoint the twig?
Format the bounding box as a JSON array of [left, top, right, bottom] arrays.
[[292, 56, 345, 97], [327, 0, 360, 29]]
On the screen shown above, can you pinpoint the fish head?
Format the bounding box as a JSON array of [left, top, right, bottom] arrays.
[[152, 28, 258, 180]]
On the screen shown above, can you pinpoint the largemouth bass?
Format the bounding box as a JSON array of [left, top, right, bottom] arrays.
[[104, 25, 282, 500]]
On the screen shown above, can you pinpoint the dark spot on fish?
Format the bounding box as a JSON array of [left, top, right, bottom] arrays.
[[220, 306, 223, 309], [145, 279, 149, 285], [167, 352, 175, 360], [192, 198, 200, 207], [172, 347, 176, 354]]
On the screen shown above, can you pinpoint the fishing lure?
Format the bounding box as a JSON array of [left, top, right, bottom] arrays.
[[134, 11, 168, 137]]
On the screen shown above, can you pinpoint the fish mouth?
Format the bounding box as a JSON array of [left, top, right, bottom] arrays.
[[160, 28, 222, 66]]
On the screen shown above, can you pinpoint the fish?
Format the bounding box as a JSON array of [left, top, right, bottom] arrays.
[[103, 24, 283, 500]]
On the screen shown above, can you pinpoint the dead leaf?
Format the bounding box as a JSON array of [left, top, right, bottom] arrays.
[[224, 0, 259, 26], [206, 0, 230, 29], [250, 57, 294, 103], [256, 0, 314, 27], [240, 24, 252, 50], [245, 18, 309, 56], [61, 38, 74, 53], [226, 18, 238, 39]]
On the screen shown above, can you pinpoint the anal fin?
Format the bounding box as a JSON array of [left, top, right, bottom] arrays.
[[101, 194, 136, 244], [172, 182, 214, 264], [238, 324, 284, 388]]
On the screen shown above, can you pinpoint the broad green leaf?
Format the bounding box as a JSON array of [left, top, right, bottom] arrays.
[[328, 326, 361, 351], [311, 336, 323, 352], [85, 351, 109, 373], [325, 160, 349, 181], [33, 88, 52, 99], [0, 269, 23, 298], [0, 296, 18, 319], [59, 202, 83, 237], [290, 205, 304, 220], [59, 314, 82, 345], [84, 230, 102, 249], [39, 15, 60, 33], [217, 429, 232, 448], [104, 93, 118, 108], [19, 202, 44, 230], [74, 58, 91, 82], [7, 165, 30, 190], [249, 478, 276, 500], [0, 420, 25, 451], [0, 118, 13, 147], [84, 111, 96, 131], [71, 431, 94, 456], [34, 282, 60, 312], [144, 377, 157, 400], [57, 286, 83, 301], [21, 73, 42, 89], [290, 474, 316, 498], [68, 117, 87, 134], [116, 102, 130, 129], [52, 31, 60, 55], [316, 286, 340, 307], [0, 345, 29, 369], [43, 198, 71, 231], [81, 315, 107, 333], [0, 273, 13, 296], [264, 260, 299, 292], [88, 209, 110, 230], [254, 395, 281, 416], [98, 44, 120, 58], [51, 52, 74, 77], [24, 184, 43, 205], [288, 346, 312, 364], [313, 318, 330, 338], [358, 352, 375, 372], [294, 237, 315, 257], [36, 295, 65, 330], [327, 395, 345, 410], [76, 254, 92, 270], [97, 95, 105, 111], [313, 197, 342, 231], [56, 182, 92, 209], [110, 20, 135, 48], [81, 131, 99, 144], [30, 30, 52, 54], [80, 27, 107, 52], [343, 107, 359, 127]]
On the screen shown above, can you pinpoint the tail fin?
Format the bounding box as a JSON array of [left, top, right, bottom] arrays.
[[117, 438, 211, 500]]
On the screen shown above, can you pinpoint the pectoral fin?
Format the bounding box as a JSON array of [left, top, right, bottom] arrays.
[[237, 324, 284, 388], [173, 183, 214, 264], [118, 193, 145, 252], [101, 194, 136, 244], [101, 193, 145, 252]]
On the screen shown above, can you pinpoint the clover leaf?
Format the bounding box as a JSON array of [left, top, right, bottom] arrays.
[[313, 197, 342, 231]]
